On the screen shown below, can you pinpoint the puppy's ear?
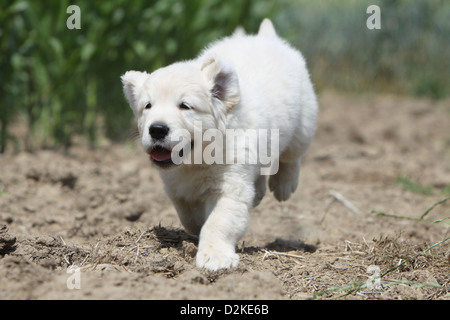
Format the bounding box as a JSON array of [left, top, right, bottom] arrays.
[[232, 26, 246, 37], [201, 55, 240, 111], [121, 71, 149, 112], [258, 18, 277, 37]]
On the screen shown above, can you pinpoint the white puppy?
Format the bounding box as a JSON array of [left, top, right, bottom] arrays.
[[121, 19, 318, 271]]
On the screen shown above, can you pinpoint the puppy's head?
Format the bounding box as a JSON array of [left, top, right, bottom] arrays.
[[121, 56, 240, 169]]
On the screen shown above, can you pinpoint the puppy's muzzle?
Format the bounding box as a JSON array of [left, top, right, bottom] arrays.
[[150, 123, 169, 140]]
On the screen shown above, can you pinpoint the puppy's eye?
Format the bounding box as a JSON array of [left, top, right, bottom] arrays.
[[179, 103, 191, 110], [144, 103, 152, 109]]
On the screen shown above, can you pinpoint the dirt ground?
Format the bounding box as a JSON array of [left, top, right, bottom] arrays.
[[0, 91, 449, 300]]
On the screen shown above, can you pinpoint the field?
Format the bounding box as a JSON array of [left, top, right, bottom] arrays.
[[1, 91, 449, 300]]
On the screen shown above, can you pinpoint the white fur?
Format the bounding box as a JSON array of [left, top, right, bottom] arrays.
[[121, 19, 318, 271]]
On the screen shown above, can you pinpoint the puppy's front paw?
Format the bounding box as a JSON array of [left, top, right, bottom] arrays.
[[196, 243, 239, 271]]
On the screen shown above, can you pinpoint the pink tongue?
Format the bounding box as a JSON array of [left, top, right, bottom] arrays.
[[150, 148, 172, 162]]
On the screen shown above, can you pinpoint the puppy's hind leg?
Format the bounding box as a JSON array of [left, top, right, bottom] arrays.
[[252, 174, 266, 208], [268, 158, 301, 202]]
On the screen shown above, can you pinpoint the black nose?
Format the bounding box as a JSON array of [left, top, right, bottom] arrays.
[[149, 123, 169, 140]]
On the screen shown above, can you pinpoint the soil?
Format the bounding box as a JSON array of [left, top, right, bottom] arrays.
[[0, 91, 449, 300]]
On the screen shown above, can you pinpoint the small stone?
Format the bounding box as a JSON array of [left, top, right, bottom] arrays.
[[0, 225, 17, 254]]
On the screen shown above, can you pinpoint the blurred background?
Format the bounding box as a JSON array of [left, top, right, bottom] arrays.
[[1, 0, 449, 152]]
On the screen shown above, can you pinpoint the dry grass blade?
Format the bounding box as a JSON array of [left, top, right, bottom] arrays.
[[329, 190, 362, 215], [379, 237, 450, 278], [260, 249, 306, 262]]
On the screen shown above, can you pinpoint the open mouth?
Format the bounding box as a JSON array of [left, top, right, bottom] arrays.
[[149, 146, 174, 168], [148, 142, 193, 168]]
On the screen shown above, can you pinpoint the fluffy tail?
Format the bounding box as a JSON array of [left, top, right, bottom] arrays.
[[258, 18, 277, 37]]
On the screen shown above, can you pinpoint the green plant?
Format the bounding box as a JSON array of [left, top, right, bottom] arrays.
[[395, 175, 434, 195], [313, 197, 450, 299], [276, 0, 450, 98], [370, 196, 450, 224], [0, 0, 278, 152]]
